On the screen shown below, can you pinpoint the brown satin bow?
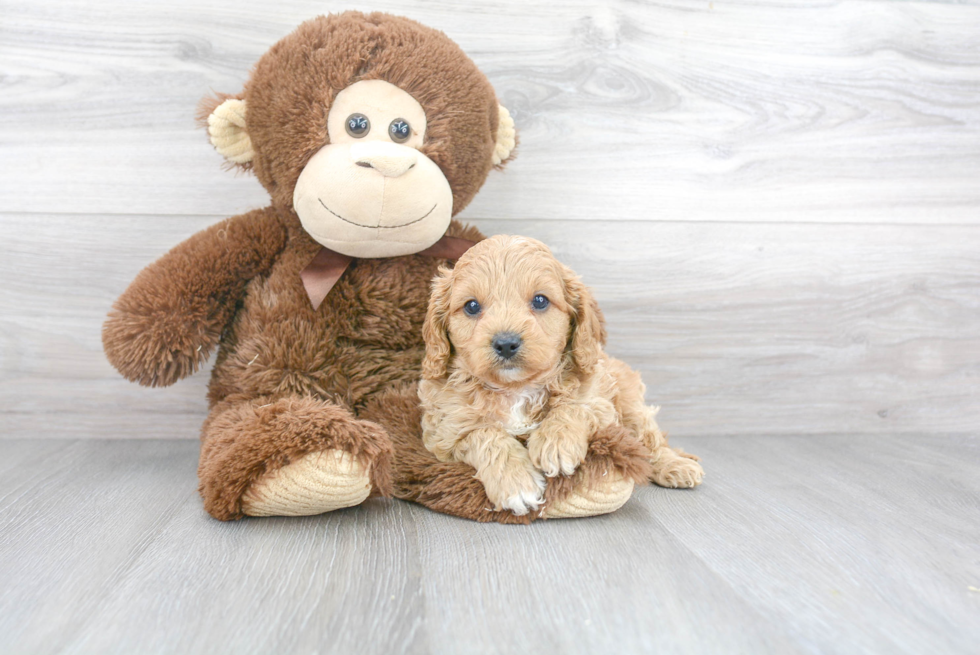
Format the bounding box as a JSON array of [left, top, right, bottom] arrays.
[[299, 235, 476, 310]]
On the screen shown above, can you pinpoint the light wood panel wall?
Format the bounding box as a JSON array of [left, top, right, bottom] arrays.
[[2, 0, 978, 438]]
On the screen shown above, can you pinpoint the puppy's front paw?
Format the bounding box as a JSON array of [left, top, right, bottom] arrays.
[[482, 459, 546, 516], [528, 428, 589, 478]]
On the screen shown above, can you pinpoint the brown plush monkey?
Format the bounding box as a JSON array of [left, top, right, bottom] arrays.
[[103, 12, 651, 522]]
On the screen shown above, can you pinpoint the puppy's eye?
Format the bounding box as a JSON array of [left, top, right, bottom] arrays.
[[463, 299, 482, 316], [345, 113, 370, 138], [531, 295, 550, 310], [389, 118, 411, 143]]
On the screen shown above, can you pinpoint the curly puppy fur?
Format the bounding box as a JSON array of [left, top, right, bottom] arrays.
[[419, 236, 704, 515], [361, 383, 655, 524]]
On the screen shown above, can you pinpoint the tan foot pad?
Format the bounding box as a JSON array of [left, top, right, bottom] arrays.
[[242, 449, 371, 517], [541, 470, 635, 519]]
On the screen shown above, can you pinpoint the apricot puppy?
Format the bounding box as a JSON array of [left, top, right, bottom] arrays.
[[419, 235, 704, 515]]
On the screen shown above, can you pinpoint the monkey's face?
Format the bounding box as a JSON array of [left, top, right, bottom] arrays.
[[203, 13, 518, 259], [292, 80, 454, 258]]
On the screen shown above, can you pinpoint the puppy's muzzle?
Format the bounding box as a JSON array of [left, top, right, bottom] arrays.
[[491, 332, 522, 361]]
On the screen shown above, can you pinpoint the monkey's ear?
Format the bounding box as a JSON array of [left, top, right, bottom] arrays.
[[197, 94, 254, 166], [491, 105, 517, 168]]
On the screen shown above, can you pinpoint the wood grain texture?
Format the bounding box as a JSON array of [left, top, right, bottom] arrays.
[[2, 214, 978, 438], [1, 2, 979, 438], [0, 0, 978, 222], [1, 436, 977, 654]]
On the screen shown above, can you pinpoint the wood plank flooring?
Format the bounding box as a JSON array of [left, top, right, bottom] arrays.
[[1, 436, 977, 654]]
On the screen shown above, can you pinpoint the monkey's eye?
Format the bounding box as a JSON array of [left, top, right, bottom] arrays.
[[463, 299, 482, 316], [389, 118, 411, 143], [531, 295, 550, 310], [345, 113, 370, 138]]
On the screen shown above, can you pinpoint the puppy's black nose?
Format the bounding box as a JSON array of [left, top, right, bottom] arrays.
[[492, 332, 522, 360]]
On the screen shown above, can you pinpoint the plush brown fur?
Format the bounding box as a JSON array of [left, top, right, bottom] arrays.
[[419, 236, 704, 513], [102, 12, 651, 522], [212, 12, 502, 214], [103, 209, 286, 387]]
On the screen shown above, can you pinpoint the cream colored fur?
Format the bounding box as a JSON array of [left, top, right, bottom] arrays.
[[419, 235, 704, 516]]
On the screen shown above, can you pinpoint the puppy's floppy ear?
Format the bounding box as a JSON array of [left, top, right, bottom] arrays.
[[422, 266, 455, 380], [561, 264, 607, 377]]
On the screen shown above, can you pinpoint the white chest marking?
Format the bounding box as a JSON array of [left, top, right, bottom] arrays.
[[504, 388, 547, 437]]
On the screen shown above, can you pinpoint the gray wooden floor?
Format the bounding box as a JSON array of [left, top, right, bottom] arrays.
[[1, 435, 977, 655]]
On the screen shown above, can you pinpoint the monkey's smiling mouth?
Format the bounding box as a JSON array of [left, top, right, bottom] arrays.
[[318, 198, 437, 229]]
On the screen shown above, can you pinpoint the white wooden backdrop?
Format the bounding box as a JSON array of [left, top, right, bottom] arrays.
[[1, 0, 978, 439]]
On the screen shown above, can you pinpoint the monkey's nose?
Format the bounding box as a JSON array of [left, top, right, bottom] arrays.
[[492, 332, 523, 360], [350, 141, 418, 178]]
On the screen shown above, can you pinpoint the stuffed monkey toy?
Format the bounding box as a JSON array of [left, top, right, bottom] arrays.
[[103, 12, 652, 523]]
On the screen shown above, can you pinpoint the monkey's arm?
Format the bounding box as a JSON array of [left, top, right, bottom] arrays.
[[102, 208, 286, 387]]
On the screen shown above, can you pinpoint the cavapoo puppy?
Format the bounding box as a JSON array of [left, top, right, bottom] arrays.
[[419, 235, 704, 515]]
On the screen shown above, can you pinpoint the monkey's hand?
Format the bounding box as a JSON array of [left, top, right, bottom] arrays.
[[102, 209, 285, 387]]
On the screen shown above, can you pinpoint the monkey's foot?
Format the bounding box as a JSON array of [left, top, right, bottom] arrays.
[[541, 469, 634, 519], [242, 449, 372, 517]]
